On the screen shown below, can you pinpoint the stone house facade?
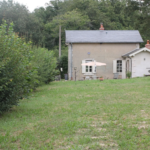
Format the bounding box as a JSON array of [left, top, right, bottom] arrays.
[[65, 24, 147, 80]]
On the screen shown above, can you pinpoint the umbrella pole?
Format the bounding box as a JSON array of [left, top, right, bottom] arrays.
[[105, 66, 106, 79]]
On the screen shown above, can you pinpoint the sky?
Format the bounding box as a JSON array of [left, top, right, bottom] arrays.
[[14, 0, 51, 12]]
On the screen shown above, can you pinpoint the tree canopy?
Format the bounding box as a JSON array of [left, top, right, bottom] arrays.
[[0, 0, 149, 52]]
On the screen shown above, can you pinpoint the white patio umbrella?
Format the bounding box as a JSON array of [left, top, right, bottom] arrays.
[[81, 62, 106, 66]]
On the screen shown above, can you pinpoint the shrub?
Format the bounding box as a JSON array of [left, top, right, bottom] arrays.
[[32, 47, 57, 84], [0, 21, 58, 114], [58, 55, 68, 79], [126, 71, 131, 79], [0, 21, 37, 113]]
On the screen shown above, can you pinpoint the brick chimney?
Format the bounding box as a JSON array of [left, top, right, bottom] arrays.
[[99, 23, 104, 30], [145, 40, 150, 49]]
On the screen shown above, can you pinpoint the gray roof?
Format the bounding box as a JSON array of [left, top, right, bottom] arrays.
[[122, 48, 142, 57], [65, 30, 143, 43], [122, 47, 150, 57]]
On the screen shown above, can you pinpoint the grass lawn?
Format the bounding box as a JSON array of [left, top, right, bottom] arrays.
[[0, 78, 150, 150]]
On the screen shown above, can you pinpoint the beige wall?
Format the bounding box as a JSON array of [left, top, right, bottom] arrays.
[[69, 43, 139, 80]]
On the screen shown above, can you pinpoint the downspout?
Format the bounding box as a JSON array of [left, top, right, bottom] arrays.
[[129, 57, 132, 78], [71, 43, 73, 80]]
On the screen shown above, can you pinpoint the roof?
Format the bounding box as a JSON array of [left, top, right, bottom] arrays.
[[122, 47, 150, 57], [65, 30, 143, 43]]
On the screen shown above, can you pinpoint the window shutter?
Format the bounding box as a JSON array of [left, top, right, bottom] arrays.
[[93, 60, 96, 73], [122, 60, 126, 79], [82, 60, 85, 73], [113, 60, 117, 73]]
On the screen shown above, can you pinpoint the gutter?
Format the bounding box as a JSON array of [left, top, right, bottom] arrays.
[[129, 57, 132, 78], [71, 43, 73, 80], [66, 42, 144, 44]]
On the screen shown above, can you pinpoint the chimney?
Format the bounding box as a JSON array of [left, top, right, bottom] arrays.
[[99, 23, 104, 30], [145, 40, 150, 49]]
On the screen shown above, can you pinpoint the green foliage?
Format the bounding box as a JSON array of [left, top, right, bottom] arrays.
[[34, 0, 150, 49], [0, 21, 58, 114], [0, 0, 45, 47], [45, 10, 90, 46], [32, 47, 57, 84], [1, 0, 150, 50], [0, 21, 37, 113], [58, 55, 68, 78], [126, 71, 132, 78]]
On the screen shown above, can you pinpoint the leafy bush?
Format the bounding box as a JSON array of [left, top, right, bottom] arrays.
[[58, 55, 68, 79], [32, 47, 57, 84], [0, 21, 58, 114], [126, 71, 131, 79], [0, 21, 37, 113]]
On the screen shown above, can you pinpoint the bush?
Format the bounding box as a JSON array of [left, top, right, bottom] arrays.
[[32, 47, 57, 84], [126, 71, 131, 79], [0, 21, 37, 113], [58, 55, 68, 79], [0, 21, 58, 114]]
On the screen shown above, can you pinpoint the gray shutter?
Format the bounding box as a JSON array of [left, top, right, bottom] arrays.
[[82, 60, 85, 73], [113, 60, 117, 73], [122, 60, 126, 79]]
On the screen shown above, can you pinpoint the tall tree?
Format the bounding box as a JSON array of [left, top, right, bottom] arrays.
[[45, 10, 90, 48]]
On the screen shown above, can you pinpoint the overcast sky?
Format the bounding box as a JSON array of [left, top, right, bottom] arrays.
[[14, 0, 50, 12]]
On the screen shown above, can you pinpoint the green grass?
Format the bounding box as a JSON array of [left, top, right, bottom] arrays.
[[0, 78, 150, 150]]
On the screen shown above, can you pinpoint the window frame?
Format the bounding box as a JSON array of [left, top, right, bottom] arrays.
[[85, 60, 93, 73], [82, 59, 96, 74], [116, 60, 122, 73]]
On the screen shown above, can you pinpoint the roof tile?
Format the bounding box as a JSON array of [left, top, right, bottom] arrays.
[[65, 30, 143, 43]]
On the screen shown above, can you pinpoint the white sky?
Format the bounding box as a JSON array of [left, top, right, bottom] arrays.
[[14, 0, 51, 12]]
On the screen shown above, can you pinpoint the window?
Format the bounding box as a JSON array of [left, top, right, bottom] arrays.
[[86, 66, 92, 72], [82, 59, 96, 74], [117, 60, 122, 72], [85, 60, 92, 73]]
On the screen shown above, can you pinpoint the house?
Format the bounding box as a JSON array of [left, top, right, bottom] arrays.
[[122, 41, 150, 78], [65, 24, 150, 80]]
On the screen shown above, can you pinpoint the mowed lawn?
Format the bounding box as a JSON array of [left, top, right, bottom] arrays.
[[0, 78, 150, 150]]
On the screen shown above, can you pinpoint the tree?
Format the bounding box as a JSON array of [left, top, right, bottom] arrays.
[[0, 21, 37, 113], [45, 10, 90, 47], [58, 55, 68, 78], [0, 0, 29, 33]]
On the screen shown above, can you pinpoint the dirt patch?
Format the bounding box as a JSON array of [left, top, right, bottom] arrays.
[[25, 123, 35, 131], [76, 128, 89, 134], [138, 121, 149, 129], [12, 130, 23, 137], [91, 136, 108, 139], [97, 128, 106, 131], [16, 140, 21, 148], [132, 121, 150, 129], [141, 110, 149, 119], [1, 132, 6, 136], [99, 143, 106, 147], [91, 136, 100, 139], [86, 95, 93, 97], [45, 139, 51, 143], [99, 142, 118, 147], [90, 124, 97, 127], [59, 145, 71, 150], [87, 115, 109, 123]]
